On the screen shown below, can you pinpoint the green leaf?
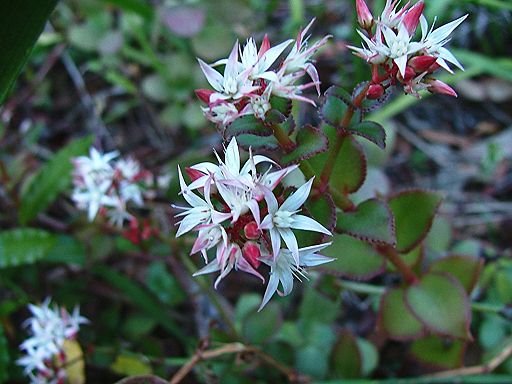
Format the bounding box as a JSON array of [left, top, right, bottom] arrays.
[[114, 376, 168, 384], [410, 336, 466, 369], [325, 85, 353, 106], [378, 287, 424, 340], [242, 302, 282, 344], [44, 235, 86, 266], [388, 189, 442, 253], [348, 121, 386, 149], [330, 135, 367, 194], [406, 272, 472, 340], [0, 0, 58, 103], [330, 330, 362, 378], [226, 115, 272, 138], [111, 354, 152, 376], [0, 324, 8, 383], [19, 135, 94, 224], [269, 96, 292, 117], [93, 266, 185, 342], [282, 125, 328, 165], [320, 94, 349, 127], [235, 133, 279, 151], [336, 198, 395, 246], [0, 228, 56, 268], [106, 0, 154, 20], [320, 234, 385, 280], [356, 338, 378, 377], [299, 192, 335, 247], [145, 261, 185, 306], [429, 255, 483, 293]]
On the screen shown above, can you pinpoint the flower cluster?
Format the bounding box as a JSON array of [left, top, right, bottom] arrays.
[[350, 0, 467, 98], [173, 137, 333, 310], [71, 147, 170, 228], [195, 19, 331, 127], [17, 298, 88, 384]]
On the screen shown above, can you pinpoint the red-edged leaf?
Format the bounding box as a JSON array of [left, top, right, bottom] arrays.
[[336, 198, 395, 246], [226, 115, 272, 138], [320, 234, 385, 280], [388, 189, 443, 253], [281, 125, 328, 165], [378, 287, 425, 340], [410, 336, 466, 369], [348, 121, 386, 149], [405, 272, 472, 340], [331, 135, 367, 194], [429, 255, 483, 293], [235, 133, 278, 151], [330, 330, 362, 378]]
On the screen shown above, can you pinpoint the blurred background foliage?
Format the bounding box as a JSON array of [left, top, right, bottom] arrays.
[[1, 0, 512, 383]]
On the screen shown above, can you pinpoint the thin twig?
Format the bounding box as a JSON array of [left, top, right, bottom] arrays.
[[169, 342, 302, 384], [423, 340, 512, 379]]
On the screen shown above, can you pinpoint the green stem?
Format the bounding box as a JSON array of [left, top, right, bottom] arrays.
[[178, 252, 239, 339]]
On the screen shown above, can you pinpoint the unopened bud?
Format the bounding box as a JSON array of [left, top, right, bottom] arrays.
[[397, 66, 416, 82], [356, 0, 374, 29], [195, 88, 214, 104], [426, 79, 458, 97], [408, 55, 437, 73], [242, 241, 261, 269], [402, 1, 424, 35], [259, 34, 271, 57], [185, 167, 204, 182], [367, 84, 385, 99], [244, 221, 260, 240]]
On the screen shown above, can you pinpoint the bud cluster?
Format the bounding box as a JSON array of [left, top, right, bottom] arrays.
[[17, 298, 88, 384], [173, 138, 333, 310], [350, 0, 467, 98], [195, 19, 331, 127], [71, 147, 170, 228]]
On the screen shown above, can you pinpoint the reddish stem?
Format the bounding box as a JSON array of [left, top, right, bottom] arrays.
[[376, 244, 419, 285]]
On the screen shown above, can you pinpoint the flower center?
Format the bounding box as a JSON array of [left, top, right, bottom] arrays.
[[389, 38, 409, 58], [274, 210, 294, 228]]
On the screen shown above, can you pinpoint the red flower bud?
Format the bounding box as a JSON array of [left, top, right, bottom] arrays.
[[185, 167, 204, 182], [356, 0, 374, 29], [426, 79, 458, 97], [259, 34, 271, 57], [242, 241, 261, 269], [244, 221, 260, 240], [367, 84, 385, 99], [195, 88, 214, 104], [402, 1, 424, 35], [408, 55, 437, 73]]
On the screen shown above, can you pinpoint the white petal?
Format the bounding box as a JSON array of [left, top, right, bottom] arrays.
[[278, 227, 299, 265], [280, 177, 314, 212], [197, 58, 224, 92], [290, 214, 331, 235], [394, 54, 408, 77], [258, 273, 280, 311], [193, 260, 220, 276]]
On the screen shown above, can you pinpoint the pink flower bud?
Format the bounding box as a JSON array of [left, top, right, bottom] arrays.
[[242, 241, 261, 269], [367, 83, 385, 99], [356, 0, 374, 29], [426, 79, 458, 97], [403, 66, 416, 81], [259, 34, 271, 57], [244, 221, 260, 240], [402, 1, 424, 35], [408, 55, 437, 73], [195, 88, 214, 104], [185, 167, 204, 182]]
